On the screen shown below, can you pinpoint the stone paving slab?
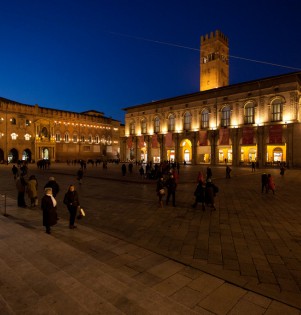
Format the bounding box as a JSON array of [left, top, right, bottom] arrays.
[[1, 163, 301, 313]]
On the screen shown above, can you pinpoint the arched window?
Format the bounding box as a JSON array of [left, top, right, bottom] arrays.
[[141, 118, 147, 134], [80, 135, 85, 142], [55, 133, 61, 142], [201, 109, 209, 129], [130, 121, 135, 135], [221, 106, 231, 127], [271, 99, 283, 122], [64, 132, 69, 143], [73, 134, 78, 143], [11, 133, 18, 140], [168, 114, 175, 132], [101, 135, 106, 144], [183, 112, 191, 131], [10, 117, 16, 125], [244, 102, 255, 124], [154, 116, 160, 133], [95, 135, 99, 144], [24, 133, 31, 141], [88, 134, 92, 144]]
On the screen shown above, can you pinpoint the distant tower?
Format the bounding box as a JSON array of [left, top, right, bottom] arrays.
[[200, 30, 229, 91]]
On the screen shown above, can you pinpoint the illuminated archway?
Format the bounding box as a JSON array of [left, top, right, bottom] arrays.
[[180, 139, 192, 163]]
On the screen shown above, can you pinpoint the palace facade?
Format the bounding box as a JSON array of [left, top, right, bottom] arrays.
[[121, 31, 301, 168], [0, 98, 123, 163]]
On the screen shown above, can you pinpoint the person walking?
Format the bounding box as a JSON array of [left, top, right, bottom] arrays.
[[267, 174, 275, 194], [261, 173, 268, 193], [156, 176, 165, 208], [16, 174, 27, 208], [226, 165, 231, 179], [41, 187, 57, 234], [27, 175, 38, 207], [121, 164, 127, 176], [166, 174, 177, 207], [206, 167, 212, 181], [63, 185, 80, 229], [12, 164, 18, 179], [205, 178, 218, 211], [77, 168, 84, 185], [44, 177, 60, 198], [251, 161, 256, 172], [192, 180, 206, 211]]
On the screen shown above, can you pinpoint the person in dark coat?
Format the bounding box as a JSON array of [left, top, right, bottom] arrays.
[[205, 178, 217, 211], [206, 167, 212, 181], [261, 173, 268, 193], [16, 174, 27, 208], [121, 164, 127, 176], [44, 177, 60, 198], [156, 176, 165, 208], [166, 174, 177, 207], [192, 180, 206, 210], [226, 165, 231, 179], [41, 187, 57, 234], [77, 168, 84, 185], [63, 185, 80, 229], [12, 164, 19, 179]]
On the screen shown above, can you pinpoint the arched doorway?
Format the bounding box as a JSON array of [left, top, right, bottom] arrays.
[[22, 149, 32, 162], [273, 147, 283, 162], [8, 148, 18, 163], [180, 139, 192, 163]]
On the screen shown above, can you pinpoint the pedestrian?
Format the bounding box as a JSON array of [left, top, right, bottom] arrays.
[[280, 164, 286, 176], [128, 162, 133, 174], [156, 176, 165, 208], [251, 161, 256, 172], [77, 168, 84, 185], [12, 164, 18, 179], [205, 178, 218, 211], [63, 185, 80, 229], [44, 177, 60, 198], [16, 174, 27, 208], [139, 165, 145, 179], [267, 174, 275, 194], [121, 163, 127, 176], [261, 173, 268, 193], [197, 170, 204, 183], [192, 180, 206, 211], [166, 174, 177, 207], [27, 175, 38, 208], [41, 187, 57, 234], [226, 165, 231, 179], [206, 167, 212, 181]]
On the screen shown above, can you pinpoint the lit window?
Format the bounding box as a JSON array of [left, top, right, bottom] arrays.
[[10, 118, 16, 125], [271, 99, 283, 122], [25, 119, 31, 126], [154, 116, 160, 133], [130, 121, 135, 135], [221, 107, 231, 127], [101, 135, 106, 144], [244, 102, 255, 124], [168, 114, 175, 132], [201, 109, 209, 129], [24, 133, 31, 140], [56, 133, 61, 142], [64, 133, 69, 143], [183, 112, 191, 131], [11, 133, 18, 140], [141, 118, 147, 134]]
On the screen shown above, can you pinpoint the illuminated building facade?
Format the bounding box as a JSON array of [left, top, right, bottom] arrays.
[[121, 31, 301, 168], [0, 98, 122, 163]]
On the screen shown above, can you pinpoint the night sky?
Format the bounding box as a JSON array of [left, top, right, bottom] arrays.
[[0, 0, 300, 123]]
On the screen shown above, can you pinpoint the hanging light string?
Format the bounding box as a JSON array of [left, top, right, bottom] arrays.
[[107, 31, 301, 71]]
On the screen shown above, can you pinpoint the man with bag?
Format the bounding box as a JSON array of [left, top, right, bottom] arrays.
[[63, 185, 80, 229]]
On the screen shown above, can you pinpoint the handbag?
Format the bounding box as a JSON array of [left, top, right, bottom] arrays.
[[77, 206, 86, 219], [159, 188, 165, 195]]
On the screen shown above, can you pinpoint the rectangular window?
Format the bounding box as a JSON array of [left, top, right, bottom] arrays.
[[244, 107, 254, 124], [272, 104, 282, 121], [201, 112, 209, 129]]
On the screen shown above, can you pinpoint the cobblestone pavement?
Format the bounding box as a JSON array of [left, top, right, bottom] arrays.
[[1, 162, 301, 313]]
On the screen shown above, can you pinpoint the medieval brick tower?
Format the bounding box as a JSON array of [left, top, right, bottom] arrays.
[[200, 30, 229, 91]]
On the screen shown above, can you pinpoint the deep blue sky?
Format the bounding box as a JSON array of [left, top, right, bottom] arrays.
[[0, 0, 300, 123]]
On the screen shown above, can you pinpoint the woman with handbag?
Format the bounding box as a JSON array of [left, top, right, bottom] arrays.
[[41, 187, 57, 234], [63, 185, 80, 229], [156, 176, 165, 208]]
